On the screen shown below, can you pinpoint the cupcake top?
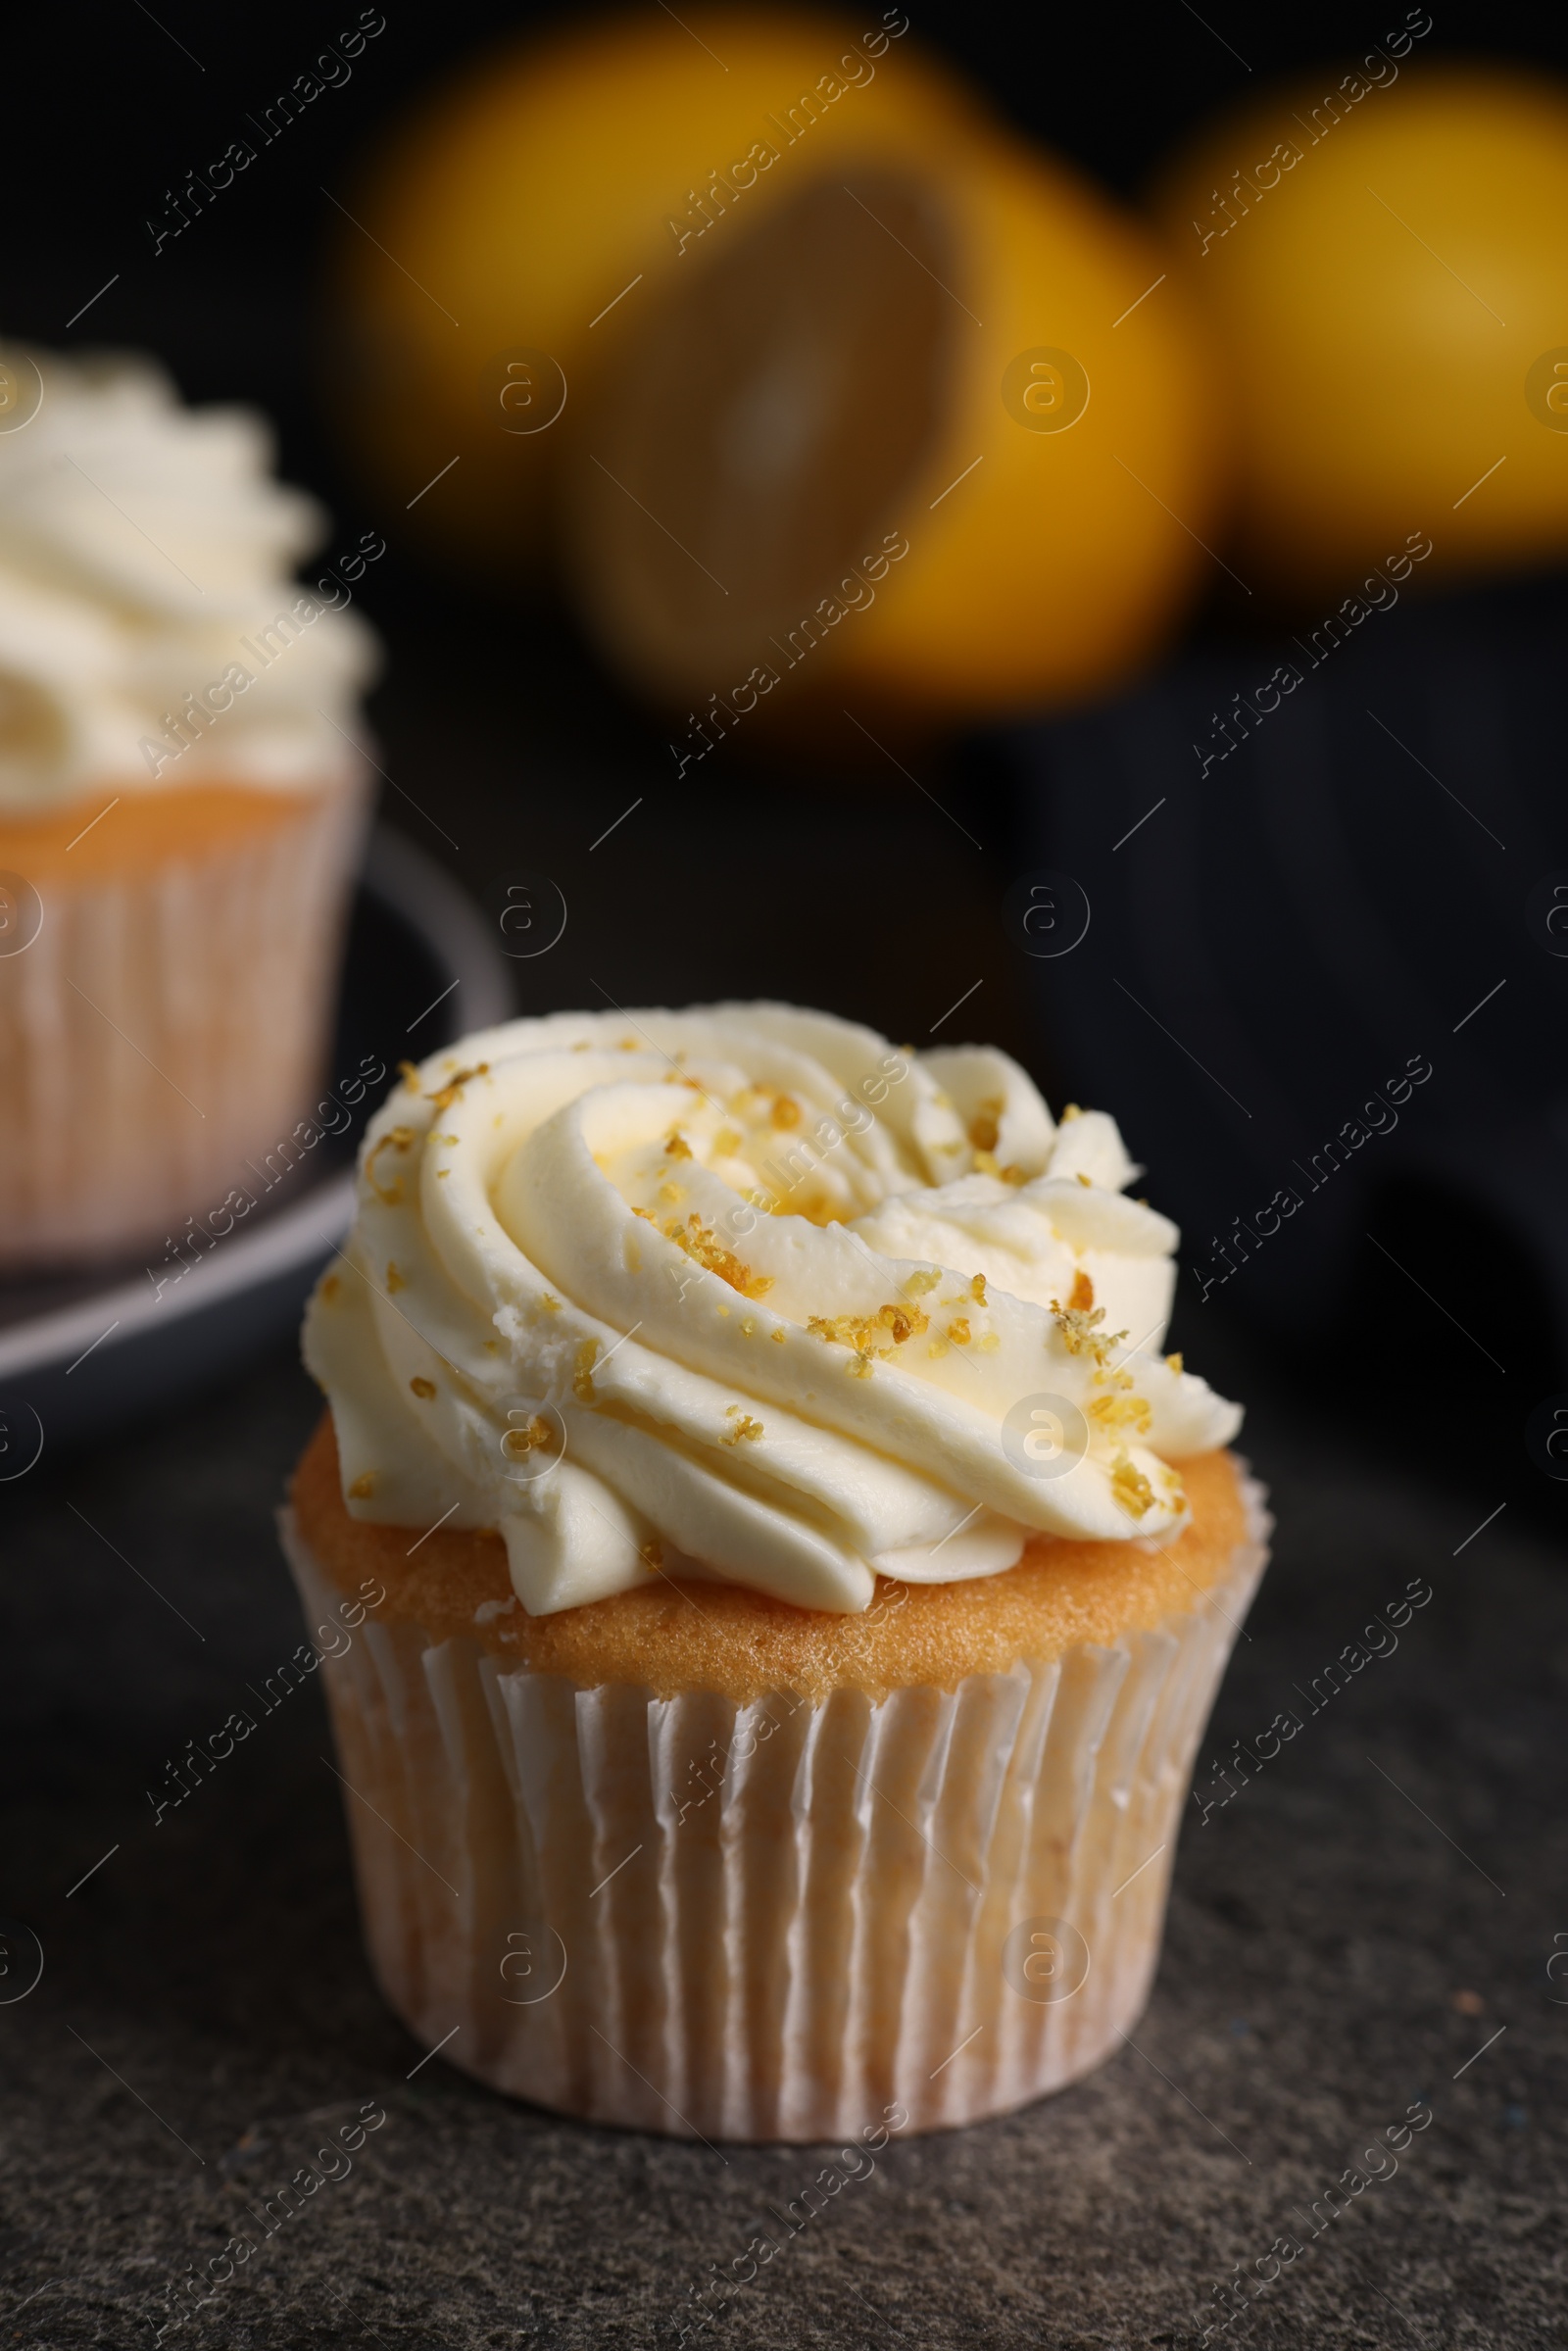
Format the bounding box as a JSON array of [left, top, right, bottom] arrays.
[[0, 347, 378, 812], [304, 1004, 1242, 1616]]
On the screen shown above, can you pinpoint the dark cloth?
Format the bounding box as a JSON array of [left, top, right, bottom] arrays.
[[999, 571, 1568, 1377]]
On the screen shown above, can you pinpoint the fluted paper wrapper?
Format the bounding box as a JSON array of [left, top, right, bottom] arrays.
[[0, 771, 367, 1267], [283, 1479, 1268, 2140]]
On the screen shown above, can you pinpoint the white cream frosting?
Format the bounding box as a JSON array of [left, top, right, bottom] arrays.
[[304, 1004, 1243, 1616], [0, 347, 378, 811]]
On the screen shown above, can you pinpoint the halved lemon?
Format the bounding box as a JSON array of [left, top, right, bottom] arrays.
[[324, 8, 993, 571], [561, 132, 1223, 731]]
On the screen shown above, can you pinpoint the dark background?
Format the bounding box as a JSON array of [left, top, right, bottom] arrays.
[[4, 5, 1568, 2345], [12, 0, 1568, 1508]]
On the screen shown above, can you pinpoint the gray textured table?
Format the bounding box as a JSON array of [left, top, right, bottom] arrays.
[[2, 1323, 1562, 2350]]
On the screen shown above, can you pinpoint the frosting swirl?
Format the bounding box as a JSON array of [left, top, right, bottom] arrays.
[[305, 1004, 1242, 1615], [0, 347, 377, 810]]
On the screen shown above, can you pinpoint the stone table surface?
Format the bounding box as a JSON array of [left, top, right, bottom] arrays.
[[1, 1323, 1563, 2351]]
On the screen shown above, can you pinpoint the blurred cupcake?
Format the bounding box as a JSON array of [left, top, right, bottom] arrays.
[[0, 346, 378, 1268], [284, 1004, 1267, 2138]]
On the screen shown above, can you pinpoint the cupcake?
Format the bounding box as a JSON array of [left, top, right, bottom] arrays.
[[0, 347, 378, 1268], [284, 1004, 1266, 2138]]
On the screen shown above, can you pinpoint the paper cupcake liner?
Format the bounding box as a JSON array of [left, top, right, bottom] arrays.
[[0, 773, 367, 1266], [282, 1477, 1269, 2141]]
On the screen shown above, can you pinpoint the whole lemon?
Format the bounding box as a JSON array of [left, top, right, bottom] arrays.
[[323, 7, 993, 573], [1153, 58, 1568, 598], [563, 129, 1224, 733]]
